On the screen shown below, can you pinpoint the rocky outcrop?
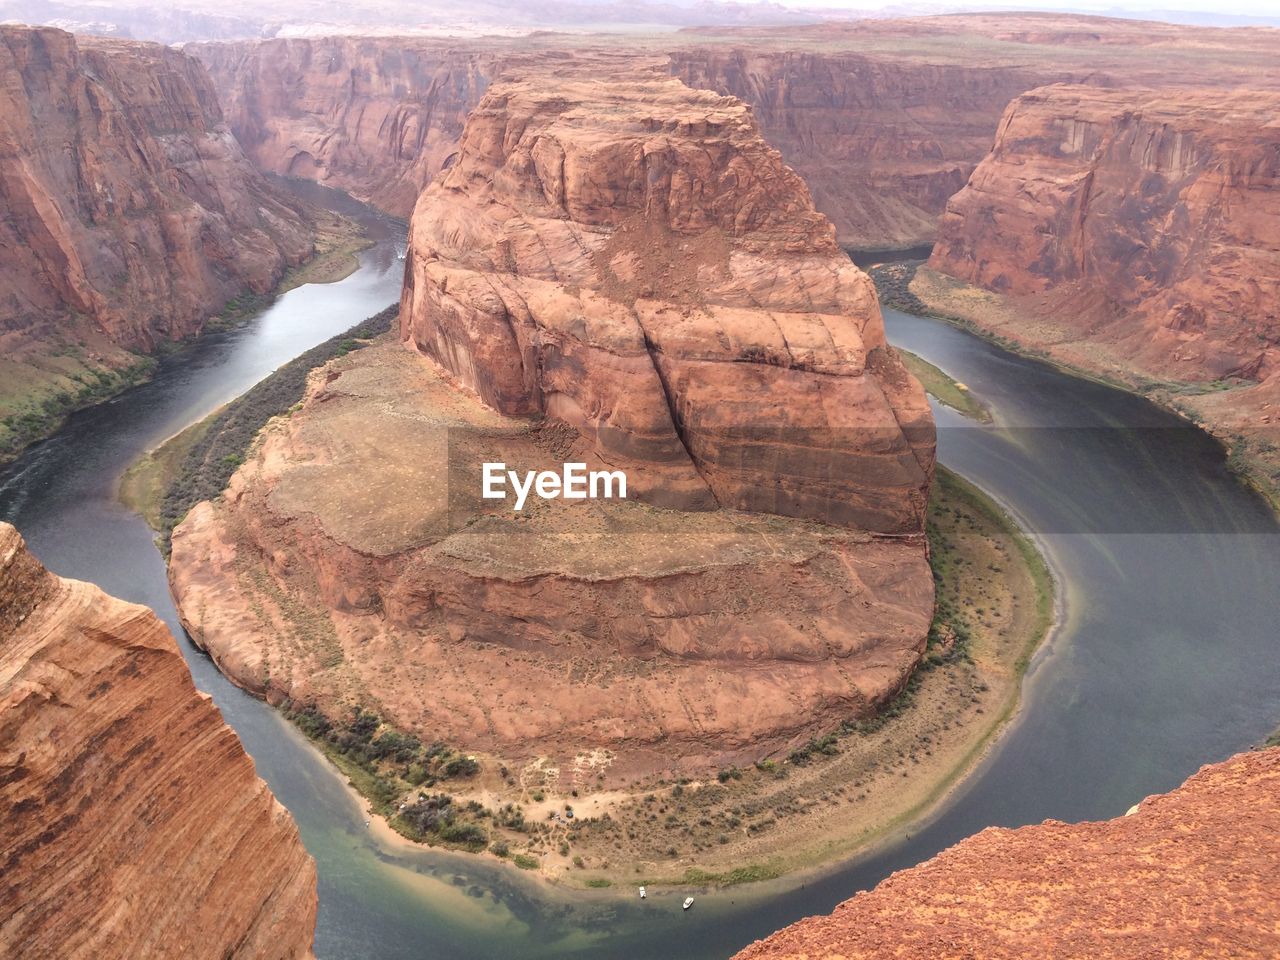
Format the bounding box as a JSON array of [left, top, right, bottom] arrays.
[[0, 26, 314, 354], [192, 37, 502, 218], [0, 523, 316, 958], [931, 84, 1280, 384], [168, 61, 936, 781], [667, 51, 1046, 250], [402, 57, 934, 532], [733, 746, 1280, 959]]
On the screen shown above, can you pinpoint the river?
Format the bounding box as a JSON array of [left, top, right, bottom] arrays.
[[3, 190, 1278, 959]]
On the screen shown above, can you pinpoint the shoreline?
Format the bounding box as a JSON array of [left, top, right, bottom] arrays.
[[874, 260, 1280, 516], [2, 206, 372, 473]]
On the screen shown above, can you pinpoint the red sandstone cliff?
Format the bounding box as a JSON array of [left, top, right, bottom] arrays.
[[192, 37, 501, 218], [168, 60, 936, 780], [667, 51, 1046, 250], [733, 746, 1280, 959], [402, 57, 934, 532], [930, 84, 1280, 385], [0, 26, 315, 353], [192, 16, 1280, 252], [0, 523, 316, 958]]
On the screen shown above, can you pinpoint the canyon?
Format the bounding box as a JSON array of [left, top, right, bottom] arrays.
[[923, 82, 1280, 499], [930, 84, 1280, 386], [0, 8, 1276, 955], [192, 15, 1280, 251], [0, 25, 316, 460], [0, 522, 316, 957], [733, 746, 1280, 959], [168, 58, 937, 784]]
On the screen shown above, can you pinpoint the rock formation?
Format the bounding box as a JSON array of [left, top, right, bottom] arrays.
[[0, 26, 314, 354], [401, 57, 934, 531], [0, 523, 316, 958], [193, 15, 1280, 250], [169, 61, 936, 780], [191, 37, 500, 217], [931, 84, 1280, 384], [733, 746, 1280, 959], [667, 50, 1046, 250]]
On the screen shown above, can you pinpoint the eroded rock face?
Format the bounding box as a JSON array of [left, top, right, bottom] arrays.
[[168, 62, 936, 780], [733, 747, 1280, 959], [667, 51, 1046, 250], [0, 523, 316, 958], [193, 37, 501, 217], [401, 58, 934, 533], [193, 15, 1280, 254], [931, 84, 1280, 384], [0, 26, 314, 353]]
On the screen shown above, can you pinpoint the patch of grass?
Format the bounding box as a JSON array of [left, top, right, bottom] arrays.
[[1, 353, 156, 464], [512, 854, 540, 870], [867, 259, 930, 315], [119, 408, 221, 528], [895, 348, 992, 423], [677, 863, 782, 886], [583, 878, 612, 888]]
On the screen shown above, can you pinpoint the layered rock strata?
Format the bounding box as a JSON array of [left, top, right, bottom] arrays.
[[401, 59, 935, 532], [667, 51, 1047, 250], [169, 62, 936, 780], [0, 26, 314, 354], [193, 15, 1280, 248], [190, 37, 500, 217], [0, 523, 316, 958], [733, 747, 1280, 959], [931, 84, 1280, 385]]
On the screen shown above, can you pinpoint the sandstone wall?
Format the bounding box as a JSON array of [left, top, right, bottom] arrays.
[[400, 57, 934, 533], [931, 85, 1280, 384], [192, 37, 501, 218], [0, 26, 314, 353], [167, 60, 936, 779], [734, 746, 1280, 959], [0, 523, 316, 958], [667, 50, 1045, 249]]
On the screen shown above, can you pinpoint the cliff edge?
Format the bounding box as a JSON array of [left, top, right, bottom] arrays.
[[734, 747, 1280, 959], [0, 523, 316, 958]]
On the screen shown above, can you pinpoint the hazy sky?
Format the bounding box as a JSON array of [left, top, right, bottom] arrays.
[[784, 0, 1279, 11]]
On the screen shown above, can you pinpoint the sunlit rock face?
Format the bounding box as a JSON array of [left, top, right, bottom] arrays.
[[932, 84, 1280, 384], [401, 57, 935, 533], [734, 747, 1280, 960]]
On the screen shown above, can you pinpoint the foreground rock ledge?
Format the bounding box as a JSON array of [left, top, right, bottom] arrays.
[[0, 523, 316, 959], [170, 58, 936, 780], [734, 747, 1280, 960]]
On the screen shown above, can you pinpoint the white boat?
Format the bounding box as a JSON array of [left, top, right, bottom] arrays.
[[682, 897, 694, 911], [638, 886, 646, 899]]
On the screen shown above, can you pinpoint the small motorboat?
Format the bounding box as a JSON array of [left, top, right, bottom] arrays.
[[638, 886, 646, 899], [682, 897, 695, 911]]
